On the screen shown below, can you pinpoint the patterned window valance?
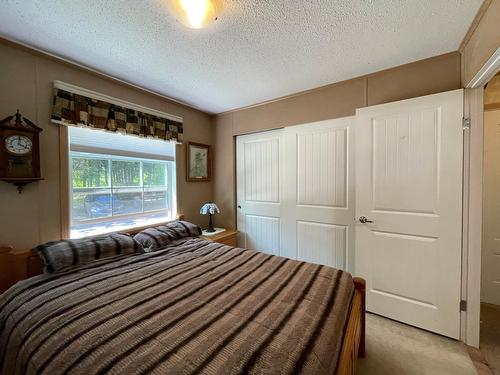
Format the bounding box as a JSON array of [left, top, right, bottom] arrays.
[[50, 82, 183, 143]]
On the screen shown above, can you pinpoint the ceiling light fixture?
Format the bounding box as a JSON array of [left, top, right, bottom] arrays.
[[167, 0, 219, 29]]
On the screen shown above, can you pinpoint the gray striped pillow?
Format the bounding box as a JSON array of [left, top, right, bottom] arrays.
[[34, 233, 144, 273], [134, 220, 202, 251]]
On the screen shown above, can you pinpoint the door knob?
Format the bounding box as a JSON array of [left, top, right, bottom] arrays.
[[238, 205, 242, 209], [358, 216, 373, 224]]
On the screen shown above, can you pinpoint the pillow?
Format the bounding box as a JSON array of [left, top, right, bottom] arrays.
[[134, 220, 202, 251], [34, 232, 144, 273]]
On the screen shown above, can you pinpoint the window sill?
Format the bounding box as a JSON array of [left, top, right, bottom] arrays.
[[70, 212, 174, 239]]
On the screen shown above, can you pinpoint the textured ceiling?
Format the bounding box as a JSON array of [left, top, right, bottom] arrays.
[[0, 0, 482, 114]]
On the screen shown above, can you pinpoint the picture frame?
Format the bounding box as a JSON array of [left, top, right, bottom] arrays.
[[186, 142, 212, 182]]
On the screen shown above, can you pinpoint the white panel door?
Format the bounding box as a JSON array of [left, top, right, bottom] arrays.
[[355, 89, 463, 339], [482, 109, 500, 306], [282, 117, 355, 271], [236, 130, 283, 256]]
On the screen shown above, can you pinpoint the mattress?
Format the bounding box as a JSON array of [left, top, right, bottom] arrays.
[[0, 237, 354, 375]]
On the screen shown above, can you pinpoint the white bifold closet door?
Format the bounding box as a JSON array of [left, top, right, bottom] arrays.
[[236, 117, 355, 271], [236, 130, 284, 256], [281, 118, 355, 271]]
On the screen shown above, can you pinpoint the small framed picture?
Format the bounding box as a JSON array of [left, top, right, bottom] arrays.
[[186, 142, 211, 182]]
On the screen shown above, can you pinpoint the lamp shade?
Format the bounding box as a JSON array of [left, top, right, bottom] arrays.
[[200, 202, 220, 215]]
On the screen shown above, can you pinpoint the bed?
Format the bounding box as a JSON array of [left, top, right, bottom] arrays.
[[0, 225, 365, 375]]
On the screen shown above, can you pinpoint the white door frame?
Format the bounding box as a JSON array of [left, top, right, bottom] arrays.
[[463, 46, 500, 347]]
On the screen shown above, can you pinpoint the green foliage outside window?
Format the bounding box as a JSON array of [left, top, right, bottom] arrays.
[[112, 160, 141, 187], [143, 162, 166, 186], [70, 152, 173, 233], [72, 157, 168, 189], [72, 158, 109, 188]]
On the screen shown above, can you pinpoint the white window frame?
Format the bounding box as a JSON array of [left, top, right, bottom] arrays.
[[59, 127, 178, 239], [55, 81, 182, 240]]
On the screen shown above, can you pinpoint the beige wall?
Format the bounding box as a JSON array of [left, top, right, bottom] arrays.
[[0, 39, 213, 248], [484, 73, 500, 108], [461, 0, 500, 86], [4, 12, 491, 245], [213, 52, 462, 229]]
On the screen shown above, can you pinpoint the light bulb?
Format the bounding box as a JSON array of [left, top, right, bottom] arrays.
[[167, 0, 218, 29]]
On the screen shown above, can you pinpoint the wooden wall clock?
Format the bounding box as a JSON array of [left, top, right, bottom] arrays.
[[0, 110, 43, 193]]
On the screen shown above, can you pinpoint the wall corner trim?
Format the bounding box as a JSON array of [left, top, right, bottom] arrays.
[[466, 46, 500, 88]]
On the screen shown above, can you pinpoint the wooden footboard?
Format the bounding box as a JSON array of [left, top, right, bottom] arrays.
[[335, 277, 366, 375]]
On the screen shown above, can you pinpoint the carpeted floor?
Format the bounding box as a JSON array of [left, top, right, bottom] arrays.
[[357, 313, 477, 375], [481, 303, 500, 374]]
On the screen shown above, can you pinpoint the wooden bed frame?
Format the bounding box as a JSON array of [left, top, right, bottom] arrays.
[[0, 237, 366, 375], [336, 277, 366, 375]]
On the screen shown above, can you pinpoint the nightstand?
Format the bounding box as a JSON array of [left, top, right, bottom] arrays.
[[201, 229, 238, 247]]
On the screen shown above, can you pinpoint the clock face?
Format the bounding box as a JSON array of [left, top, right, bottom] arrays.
[[5, 134, 33, 155]]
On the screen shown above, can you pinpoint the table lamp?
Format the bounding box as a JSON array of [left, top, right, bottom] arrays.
[[200, 201, 220, 232]]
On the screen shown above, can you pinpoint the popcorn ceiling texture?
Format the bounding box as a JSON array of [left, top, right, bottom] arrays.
[[0, 0, 482, 113]]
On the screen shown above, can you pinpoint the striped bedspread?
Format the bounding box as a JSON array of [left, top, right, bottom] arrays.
[[0, 237, 354, 375]]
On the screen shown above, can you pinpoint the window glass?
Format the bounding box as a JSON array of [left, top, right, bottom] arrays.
[[111, 160, 141, 187], [144, 188, 168, 212], [72, 158, 109, 188], [70, 153, 175, 238], [72, 158, 111, 221], [143, 162, 166, 186], [143, 161, 168, 212], [72, 190, 112, 221]]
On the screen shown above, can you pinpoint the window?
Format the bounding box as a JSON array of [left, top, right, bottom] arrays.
[[69, 127, 176, 238]]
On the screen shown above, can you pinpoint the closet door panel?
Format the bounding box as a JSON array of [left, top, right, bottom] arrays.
[[245, 214, 280, 256], [296, 221, 347, 269], [243, 138, 280, 203], [236, 118, 354, 271], [236, 130, 283, 255], [283, 117, 355, 271], [296, 127, 348, 208]]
